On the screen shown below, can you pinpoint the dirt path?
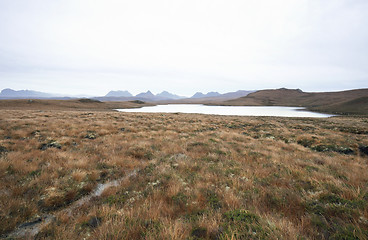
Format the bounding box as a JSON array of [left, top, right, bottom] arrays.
[[2, 169, 138, 239]]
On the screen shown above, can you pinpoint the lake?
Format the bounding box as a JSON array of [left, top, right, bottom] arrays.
[[116, 104, 334, 118]]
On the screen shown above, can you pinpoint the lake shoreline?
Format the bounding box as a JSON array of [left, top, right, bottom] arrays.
[[116, 104, 335, 118]]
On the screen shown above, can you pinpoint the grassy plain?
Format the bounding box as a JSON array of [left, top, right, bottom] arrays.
[[0, 99, 152, 111], [0, 108, 368, 239]]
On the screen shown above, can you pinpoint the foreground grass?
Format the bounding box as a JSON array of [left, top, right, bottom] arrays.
[[0, 110, 368, 239]]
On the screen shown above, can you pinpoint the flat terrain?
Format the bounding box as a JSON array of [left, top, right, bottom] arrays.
[[1, 109, 368, 239], [0, 99, 152, 111]]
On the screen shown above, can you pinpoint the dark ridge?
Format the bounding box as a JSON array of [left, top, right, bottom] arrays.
[[129, 100, 145, 104], [78, 98, 102, 103]]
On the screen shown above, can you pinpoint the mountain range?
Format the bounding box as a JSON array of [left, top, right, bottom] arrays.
[[191, 92, 221, 98], [0, 88, 254, 101], [1, 87, 367, 114], [105, 90, 132, 97], [94, 90, 187, 101], [0, 88, 56, 99]]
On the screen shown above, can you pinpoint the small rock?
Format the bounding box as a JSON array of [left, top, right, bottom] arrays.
[[336, 147, 354, 155], [85, 131, 97, 139], [39, 141, 61, 150], [49, 141, 61, 149], [359, 216, 368, 224], [87, 217, 101, 228], [191, 226, 207, 239], [359, 145, 368, 156], [0, 145, 8, 154], [31, 130, 41, 137], [39, 144, 47, 150], [19, 217, 42, 228]]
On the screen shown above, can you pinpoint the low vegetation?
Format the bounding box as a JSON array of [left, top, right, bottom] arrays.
[[223, 88, 368, 115], [0, 109, 368, 239], [0, 99, 152, 111]]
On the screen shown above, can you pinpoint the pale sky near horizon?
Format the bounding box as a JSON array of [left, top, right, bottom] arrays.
[[0, 0, 367, 96]]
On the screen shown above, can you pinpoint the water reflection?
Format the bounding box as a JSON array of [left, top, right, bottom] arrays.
[[117, 104, 334, 118]]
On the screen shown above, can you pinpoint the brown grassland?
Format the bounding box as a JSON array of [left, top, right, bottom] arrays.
[[0, 107, 368, 239], [0, 99, 152, 111], [222, 88, 368, 115]]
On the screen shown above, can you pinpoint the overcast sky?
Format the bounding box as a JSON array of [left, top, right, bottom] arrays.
[[0, 0, 367, 96]]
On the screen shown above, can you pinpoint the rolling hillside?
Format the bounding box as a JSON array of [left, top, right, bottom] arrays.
[[223, 88, 368, 115]]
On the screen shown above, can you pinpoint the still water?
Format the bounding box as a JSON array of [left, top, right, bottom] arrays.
[[116, 104, 334, 118]]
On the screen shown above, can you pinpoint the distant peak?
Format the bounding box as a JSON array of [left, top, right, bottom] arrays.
[[156, 91, 185, 99], [0, 88, 55, 98], [191, 91, 221, 98], [105, 90, 132, 97], [206, 91, 221, 97], [135, 91, 155, 98], [191, 92, 205, 98], [1, 88, 15, 94]]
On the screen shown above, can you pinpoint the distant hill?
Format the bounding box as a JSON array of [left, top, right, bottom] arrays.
[[105, 90, 132, 97], [224, 88, 368, 115], [205, 92, 221, 97], [191, 92, 206, 98], [135, 91, 156, 99], [134, 91, 166, 101], [212, 90, 254, 100], [2, 87, 367, 114], [191, 92, 221, 98], [0, 88, 56, 99], [99, 90, 186, 101], [156, 91, 185, 100], [98, 90, 255, 102], [0, 88, 255, 102], [190, 90, 253, 100]]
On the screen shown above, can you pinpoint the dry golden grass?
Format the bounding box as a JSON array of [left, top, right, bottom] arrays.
[[0, 99, 153, 111], [223, 88, 368, 115], [0, 109, 368, 239]]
